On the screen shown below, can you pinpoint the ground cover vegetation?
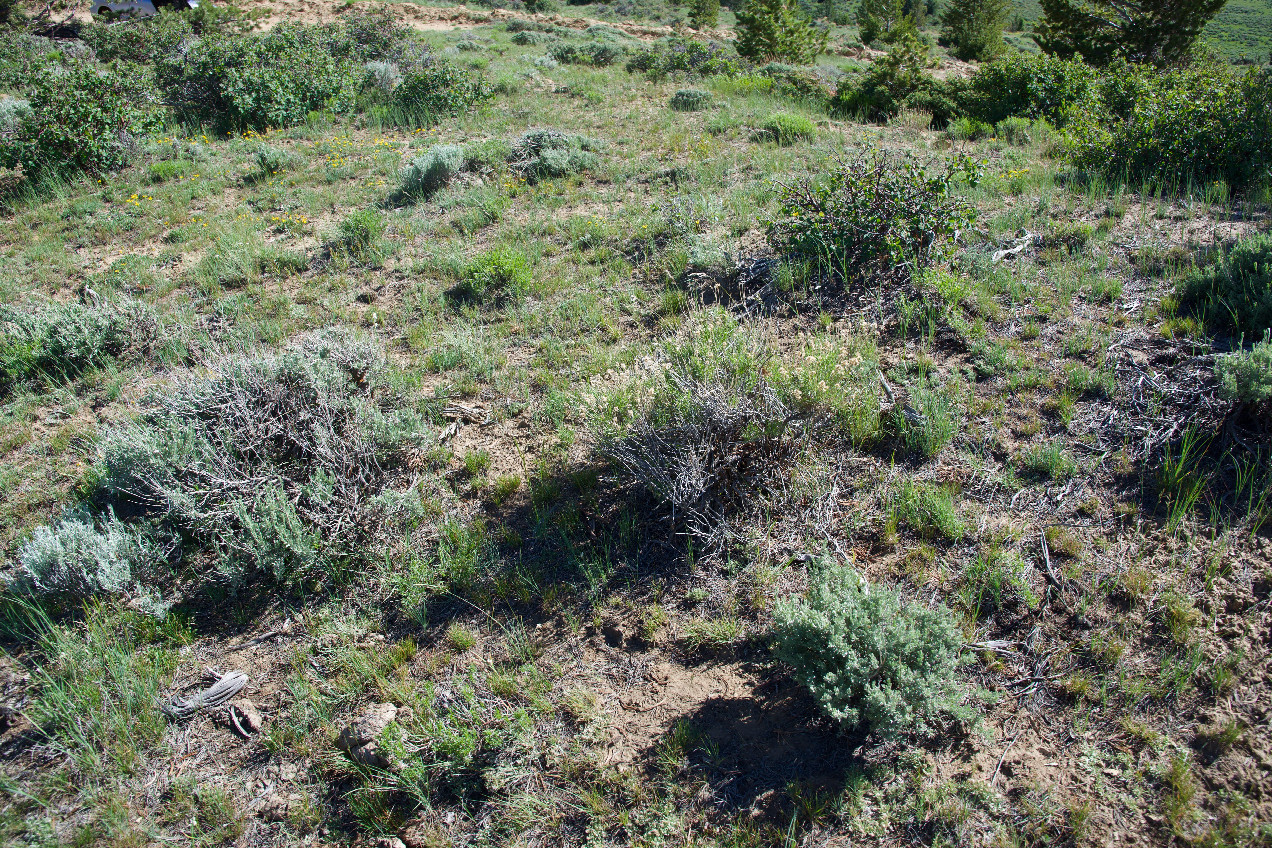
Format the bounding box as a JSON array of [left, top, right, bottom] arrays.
[[0, 0, 1270, 845]]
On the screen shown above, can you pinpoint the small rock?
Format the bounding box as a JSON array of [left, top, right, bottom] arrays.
[[336, 703, 403, 771], [337, 703, 397, 753]]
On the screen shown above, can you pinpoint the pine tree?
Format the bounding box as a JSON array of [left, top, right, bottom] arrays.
[[1034, 0, 1228, 66], [689, 0, 721, 29], [735, 0, 829, 64], [857, 0, 926, 44], [940, 0, 1010, 60]]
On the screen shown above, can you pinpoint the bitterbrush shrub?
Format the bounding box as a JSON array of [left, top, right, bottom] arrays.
[[669, 88, 712, 111], [767, 150, 980, 287], [773, 557, 973, 737], [95, 329, 422, 589]]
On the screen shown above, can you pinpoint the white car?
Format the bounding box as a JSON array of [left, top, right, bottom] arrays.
[[92, 0, 199, 19]]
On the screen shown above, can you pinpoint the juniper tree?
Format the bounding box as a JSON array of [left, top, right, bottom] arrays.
[[1034, 0, 1228, 66]]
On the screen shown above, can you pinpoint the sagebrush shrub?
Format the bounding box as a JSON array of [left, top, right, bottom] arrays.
[[400, 144, 465, 198], [773, 557, 970, 736], [17, 510, 154, 601], [508, 129, 600, 183], [96, 329, 418, 588], [1175, 233, 1272, 336], [511, 31, 554, 46], [598, 311, 790, 548], [364, 59, 403, 94], [767, 151, 979, 287], [1215, 333, 1272, 406], [669, 88, 712, 111], [0, 298, 159, 391]]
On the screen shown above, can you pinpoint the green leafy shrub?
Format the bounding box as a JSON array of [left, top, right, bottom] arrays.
[[626, 36, 744, 79], [1215, 333, 1272, 406], [1067, 62, 1272, 190], [757, 112, 814, 144], [457, 247, 533, 302], [399, 144, 465, 198], [670, 88, 713, 111], [767, 151, 979, 287], [155, 30, 359, 131], [772, 558, 970, 736], [959, 53, 1097, 127], [1175, 233, 1272, 336], [735, 0, 828, 64], [0, 62, 163, 181], [508, 128, 600, 183], [0, 298, 158, 391], [95, 330, 418, 588], [80, 9, 195, 64], [390, 61, 494, 125], [16, 510, 158, 604]]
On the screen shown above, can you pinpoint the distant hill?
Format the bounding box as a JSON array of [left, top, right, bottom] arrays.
[[1012, 0, 1272, 60]]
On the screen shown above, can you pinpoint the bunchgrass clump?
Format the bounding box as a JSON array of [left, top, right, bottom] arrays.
[[891, 480, 965, 541], [756, 112, 814, 145], [335, 208, 387, 264], [773, 557, 971, 737]]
